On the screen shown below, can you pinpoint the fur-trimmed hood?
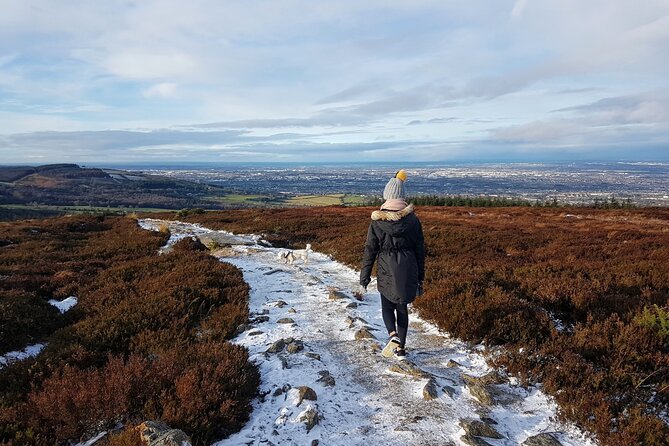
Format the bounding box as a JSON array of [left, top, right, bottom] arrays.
[[371, 204, 415, 221]]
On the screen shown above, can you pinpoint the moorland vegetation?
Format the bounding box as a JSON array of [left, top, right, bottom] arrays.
[[0, 216, 258, 445]]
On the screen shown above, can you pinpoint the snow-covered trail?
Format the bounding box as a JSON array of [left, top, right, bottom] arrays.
[[140, 220, 595, 446]]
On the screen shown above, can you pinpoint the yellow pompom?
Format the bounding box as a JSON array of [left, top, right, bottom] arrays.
[[395, 169, 407, 182]]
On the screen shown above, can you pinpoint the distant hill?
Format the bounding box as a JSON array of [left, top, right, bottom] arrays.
[[0, 164, 233, 211]]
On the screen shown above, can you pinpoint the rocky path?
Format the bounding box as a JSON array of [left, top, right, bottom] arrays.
[[140, 220, 596, 446]]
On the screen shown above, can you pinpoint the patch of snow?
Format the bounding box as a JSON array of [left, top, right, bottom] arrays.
[[0, 343, 45, 369], [48, 295, 78, 313], [74, 431, 107, 446]]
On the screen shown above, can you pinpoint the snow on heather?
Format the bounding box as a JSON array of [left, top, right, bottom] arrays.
[[48, 295, 78, 313], [0, 343, 45, 369]]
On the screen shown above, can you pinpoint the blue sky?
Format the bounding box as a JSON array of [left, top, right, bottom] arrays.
[[1, 0, 668, 164]]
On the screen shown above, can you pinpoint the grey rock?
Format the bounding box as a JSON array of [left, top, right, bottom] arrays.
[[254, 316, 270, 323], [443, 385, 456, 398], [137, 421, 192, 446], [468, 383, 495, 406], [264, 269, 284, 275], [235, 324, 248, 335], [388, 361, 431, 379], [266, 339, 285, 353], [296, 386, 318, 406], [423, 378, 439, 400], [306, 352, 321, 361], [317, 370, 336, 387], [286, 341, 304, 353], [461, 434, 493, 446], [248, 330, 264, 336], [329, 289, 348, 300], [288, 308, 297, 313], [297, 406, 319, 432], [284, 337, 295, 344], [460, 419, 503, 439], [272, 387, 284, 397], [277, 317, 295, 324], [311, 440, 319, 446], [354, 328, 376, 340], [280, 357, 290, 369], [275, 300, 288, 308], [447, 359, 461, 368], [522, 433, 564, 446], [462, 371, 505, 386], [346, 302, 358, 308]]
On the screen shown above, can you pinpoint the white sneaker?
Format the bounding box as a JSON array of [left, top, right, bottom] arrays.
[[381, 336, 401, 358]]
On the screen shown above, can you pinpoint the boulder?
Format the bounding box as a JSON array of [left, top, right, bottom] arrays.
[[346, 302, 358, 308], [522, 433, 564, 446], [329, 289, 348, 300], [459, 419, 503, 439], [297, 405, 319, 432], [354, 328, 376, 340], [266, 339, 285, 353], [275, 300, 288, 308], [423, 378, 439, 400], [286, 340, 304, 353], [277, 317, 295, 324], [468, 383, 495, 406], [305, 352, 321, 361], [461, 371, 505, 386], [388, 361, 431, 379], [296, 386, 318, 406], [288, 308, 297, 313], [443, 385, 456, 398], [317, 370, 336, 387], [137, 421, 192, 446], [460, 434, 493, 446]]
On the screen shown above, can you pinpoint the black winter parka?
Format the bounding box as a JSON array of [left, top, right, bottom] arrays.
[[360, 204, 425, 304]]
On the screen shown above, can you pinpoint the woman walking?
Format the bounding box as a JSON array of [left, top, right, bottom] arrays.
[[360, 170, 425, 360]]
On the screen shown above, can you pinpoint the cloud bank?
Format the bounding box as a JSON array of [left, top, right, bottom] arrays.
[[0, 0, 668, 163]]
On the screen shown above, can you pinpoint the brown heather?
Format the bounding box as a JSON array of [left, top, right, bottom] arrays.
[[168, 206, 669, 445], [0, 217, 258, 446]]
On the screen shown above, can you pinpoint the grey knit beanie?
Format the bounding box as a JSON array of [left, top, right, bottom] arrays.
[[383, 177, 406, 200]]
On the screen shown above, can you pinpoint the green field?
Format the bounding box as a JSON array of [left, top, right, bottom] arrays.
[[283, 193, 370, 206]]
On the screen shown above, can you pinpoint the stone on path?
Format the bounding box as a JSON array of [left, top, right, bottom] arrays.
[[461, 434, 493, 446], [266, 339, 285, 353], [468, 383, 495, 406], [297, 405, 319, 432], [296, 386, 318, 406], [137, 421, 192, 446], [447, 359, 461, 368], [346, 302, 358, 308], [388, 361, 431, 379], [423, 377, 439, 400], [286, 340, 304, 353], [317, 370, 336, 387], [459, 419, 503, 439], [329, 288, 349, 300], [354, 328, 376, 340], [305, 352, 321, 361], [462, 371, 505, 386], [523, 433, 564, 446], [277, 317, 295, 324]]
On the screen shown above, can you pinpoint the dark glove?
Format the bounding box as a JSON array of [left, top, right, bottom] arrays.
[[360, 278, 370, 291]]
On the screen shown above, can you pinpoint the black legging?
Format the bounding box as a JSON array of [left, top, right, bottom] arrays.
[[380, 294, 409, 348]]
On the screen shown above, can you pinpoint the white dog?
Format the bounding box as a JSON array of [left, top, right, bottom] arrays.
[[292, 244, 313, 264], [277, 250, 295, 264]]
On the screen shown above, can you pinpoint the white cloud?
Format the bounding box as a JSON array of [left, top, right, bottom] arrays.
[[142, 82, 178, 99], [511, 0, 528, 19]]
